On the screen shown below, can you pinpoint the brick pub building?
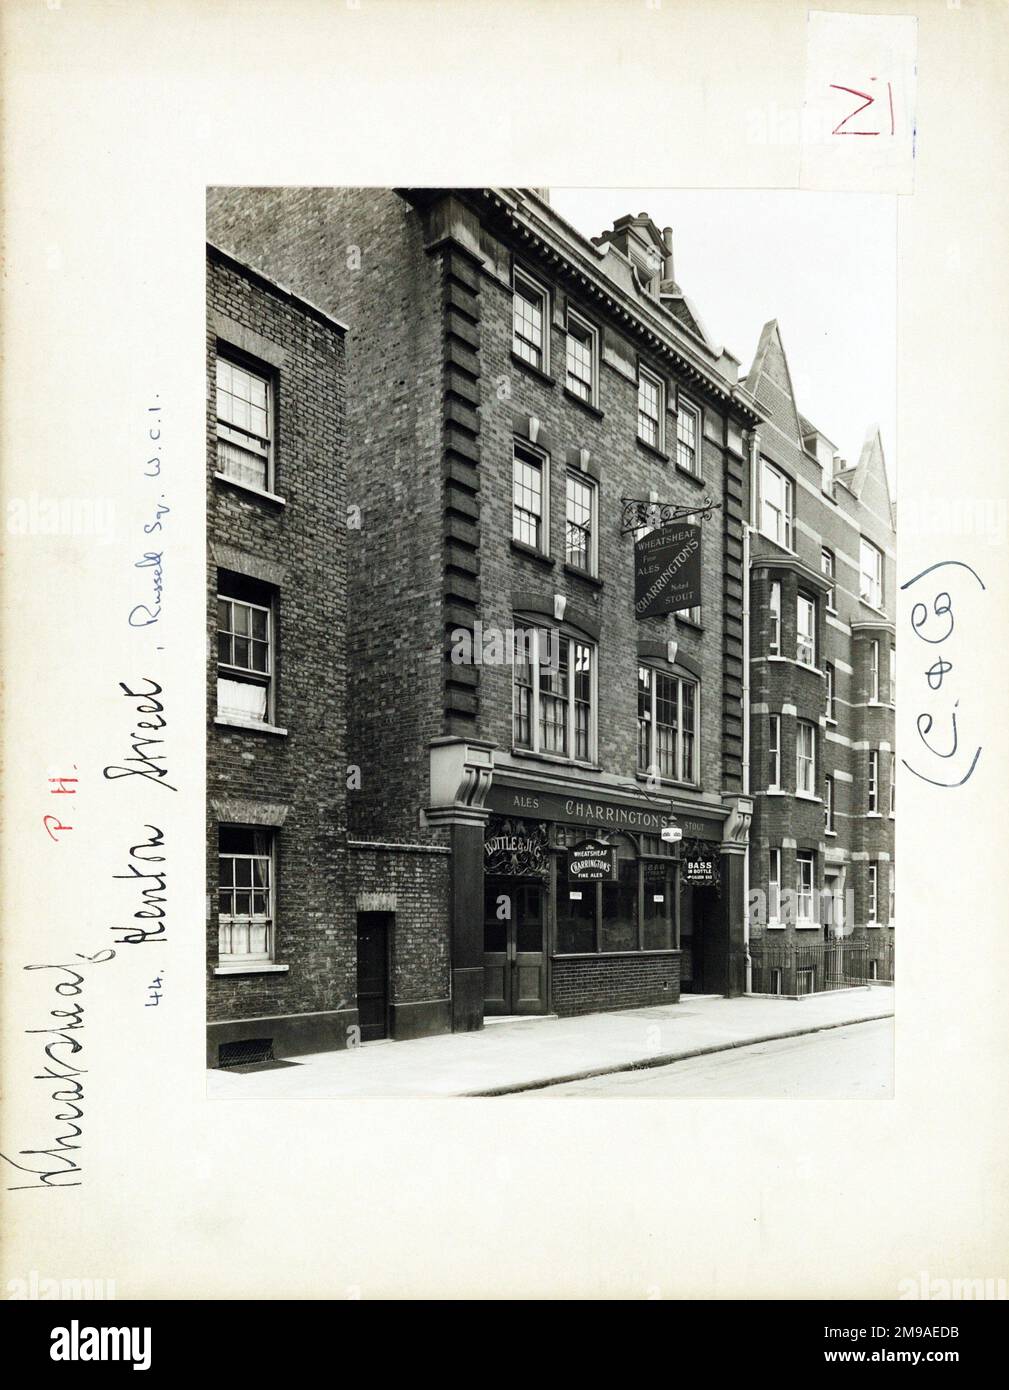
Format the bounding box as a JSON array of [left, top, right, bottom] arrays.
[[205, 244, 350, 1065], [742, 321, 896, 992], [207, 188, 762, 1043]]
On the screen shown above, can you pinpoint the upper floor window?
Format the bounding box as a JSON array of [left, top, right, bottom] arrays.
[[637, 366, 665, 451], [859, 537, 884, 609], [513, 629, 594, 762], [678, 603, 701, 625], [889, 644, 896, 705], [637, 666, 698, 784], [217, 580, 273, 724], [216, 356, 272, 492], [767, 713, 781, 790], [890, 751, 896, 815], [768, 580, 781, 655], [512, 442, 548, 552], [512, 267, 549, 372], [821, 547, 836, 609], [825, 775, 835, 833], [218, 825, 274, 962], [868, 749, 879, 813], [565, 311, 597, 405], [565, 472, 596, 575], [761, 461, 793, 549], [796, 720, 816, 795], [768, 848, 782, 922], [825, 662, 836, 720], [676, 400, 700, 475], [888, 862, 895, 923], [797, 593, 817, 667], [869, 639, 880, 702]]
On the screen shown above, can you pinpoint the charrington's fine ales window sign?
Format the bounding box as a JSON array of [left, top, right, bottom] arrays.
[[567, 838, 618, 882]]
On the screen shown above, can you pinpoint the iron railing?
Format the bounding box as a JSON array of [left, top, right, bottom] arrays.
[[749, 938, 894, 995]]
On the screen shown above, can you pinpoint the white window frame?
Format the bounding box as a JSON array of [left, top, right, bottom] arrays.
[[564, 471, 597, 576], [768, 848, 782, 924], [217, 590, 273, 724], [216, 354, 273, 492], [796, 852, 815, 924], [512, 440, 549, 553], [512, 627, 596, 764], [796, 592, 816, 667], [889, 751, 895, 816], [825, 662, 836, 721], [675, 398, 701, 476], [889, 644, 896, 705], [796, 720, 816, 795], [512, 266, 550, 373], [637, 666, 700, 786], [821, 547, 836, 610], [825, 774, 835, 833], [888, 863, 895, 924], [867, 863, 878, 924], [637, 365, 665, 452], [564, 309, 598, 406], [769, 580, 781, 655], [767, 713, 781, 790], [218, 827, 275, 964], [868, 749, 879, 813], [760, 460, 793, 549], [869, 638, 880, 701], [859, 537, 884, 610]]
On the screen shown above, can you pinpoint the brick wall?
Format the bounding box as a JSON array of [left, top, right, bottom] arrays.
[[348, 845, 451, 1003], [552, 953, 681, 1016], [206, 249, 350, 1048]]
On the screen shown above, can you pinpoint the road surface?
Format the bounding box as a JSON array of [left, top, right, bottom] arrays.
[[527, 1017, 893, 1098]]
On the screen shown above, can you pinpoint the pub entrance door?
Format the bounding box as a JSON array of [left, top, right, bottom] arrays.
[[483, 879, 547, 1016]]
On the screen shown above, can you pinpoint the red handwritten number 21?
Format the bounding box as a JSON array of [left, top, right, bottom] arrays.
[[831, 80, 895, 136]]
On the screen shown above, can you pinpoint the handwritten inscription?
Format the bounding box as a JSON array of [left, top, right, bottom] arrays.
[[900, 560, 984, 789], [0, 951, 115, 1191], [111, 825, 167, 946], [830, 78, 896, 137], [102, 678, 175, 793]]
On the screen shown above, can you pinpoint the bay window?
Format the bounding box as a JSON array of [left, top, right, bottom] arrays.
[[797, 592, 816, 666], [796, 720, 816, 795]]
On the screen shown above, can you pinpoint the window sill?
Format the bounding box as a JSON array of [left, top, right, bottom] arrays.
[[510, 748, 600, 772], [825, 830, 838, 838], [866, 811, 883, 819], [635, 437, 669, 464], [510, 539, 554, 569], [633, 772, 701, 793], [214, 715, 289, 736], [563, 562, 602, 588], [510, 351, 556, 389], [794, 922, 821, 931], [213, 962, 289, 976], [867, 922, 881, 930], [764, 788, 787, 797], [674, 615, 704, 632], [825, 717, 838, 727], [795, 792, 823, 803], [213, 471, 287, 507], [765, 922, 786, 931], [552, 948, 681, 961], [562, 386, 604, 419], [674, 462, 706, 487]]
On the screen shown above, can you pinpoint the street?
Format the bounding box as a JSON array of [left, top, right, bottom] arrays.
[[526, 1017, 893, 1099]]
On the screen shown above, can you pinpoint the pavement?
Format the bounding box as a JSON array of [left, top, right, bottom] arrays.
[[207, 987, 894, 1099], [528, 1017, 893, 1099]]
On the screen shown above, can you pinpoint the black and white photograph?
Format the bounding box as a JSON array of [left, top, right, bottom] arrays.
[[1, 0, 1006, 1338], [204, 186, 897, 1100]]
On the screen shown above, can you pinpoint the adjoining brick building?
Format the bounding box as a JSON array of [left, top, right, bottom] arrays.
[[207, 187, 761, 1038], [742, 321, 896, 992], [205, 244, 349, 1065]]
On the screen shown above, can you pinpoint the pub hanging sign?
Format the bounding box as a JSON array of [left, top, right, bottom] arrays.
[[634, 523, 702, 619], [567, 838, 618, 882]]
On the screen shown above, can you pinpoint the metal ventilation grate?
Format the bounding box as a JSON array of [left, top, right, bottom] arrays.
[[218, 1037, 275, 1068]]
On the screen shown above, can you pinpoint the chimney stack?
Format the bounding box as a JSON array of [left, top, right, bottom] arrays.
[[662, 226, 674, 282]]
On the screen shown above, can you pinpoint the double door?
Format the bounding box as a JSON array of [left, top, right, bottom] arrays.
[[483, 880, 547, 1016]]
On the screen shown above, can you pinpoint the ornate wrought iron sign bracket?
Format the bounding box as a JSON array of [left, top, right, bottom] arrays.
[[620, 496, 722, 535]]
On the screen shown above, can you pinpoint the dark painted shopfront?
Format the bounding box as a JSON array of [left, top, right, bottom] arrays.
[[483, 779, 741, 1016]]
